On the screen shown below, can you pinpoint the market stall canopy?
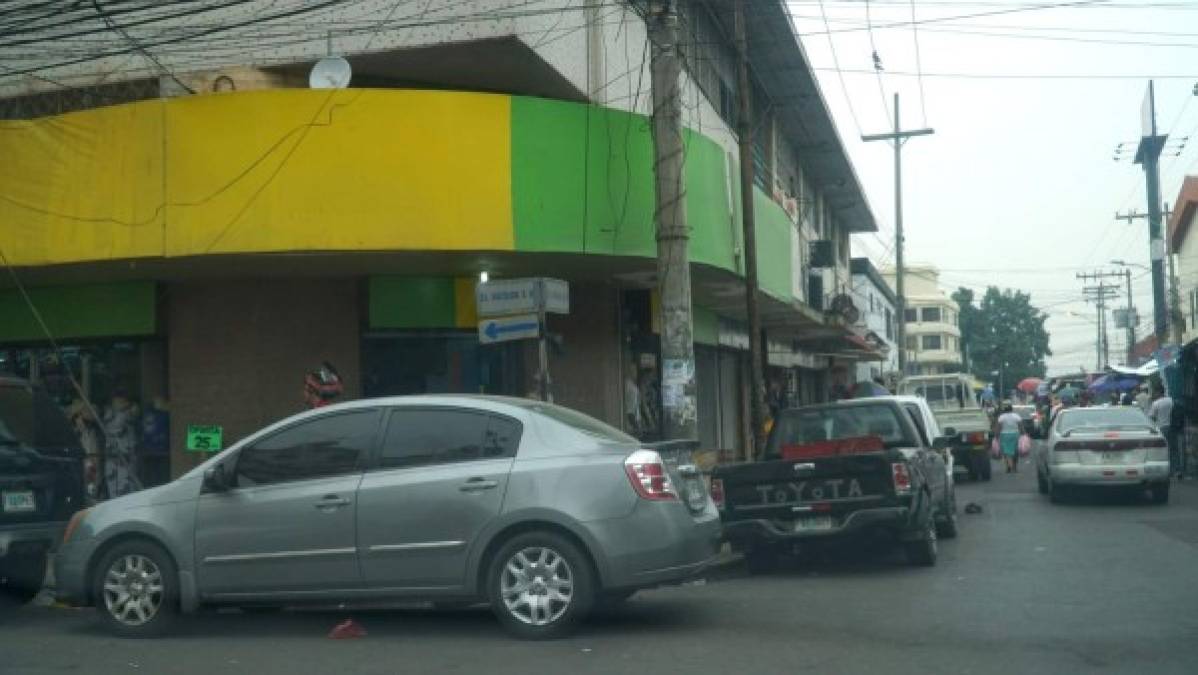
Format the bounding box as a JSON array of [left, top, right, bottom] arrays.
[[1087, 374, 1142, 395], [1110, 361, 1158, 377]]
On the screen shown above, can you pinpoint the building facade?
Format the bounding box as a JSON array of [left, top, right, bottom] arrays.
[[883, 265, 963, 376], [849, 258, 897, 384], [0, 1, 881, 480], [1169, 176, 1198, 344]]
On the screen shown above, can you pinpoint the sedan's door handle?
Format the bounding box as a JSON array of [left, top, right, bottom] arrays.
[[459, 478, 499, 492], [314, 495, 351, 510]]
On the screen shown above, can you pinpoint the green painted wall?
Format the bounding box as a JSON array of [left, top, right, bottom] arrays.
[[511, 97, 740, 270], [511, 96, 794, 304], [0, 282, 156, 343], [368, 276, 456, 329]]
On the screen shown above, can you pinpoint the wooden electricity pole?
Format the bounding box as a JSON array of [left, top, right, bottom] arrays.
[[734, 0, 767, 456], [647, 0, 697, 441], [862, 94, 933, 376]]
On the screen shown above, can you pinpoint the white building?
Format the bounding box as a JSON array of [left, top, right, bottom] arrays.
[[850, 258, 898, 382], [883, 265, 963, 376]]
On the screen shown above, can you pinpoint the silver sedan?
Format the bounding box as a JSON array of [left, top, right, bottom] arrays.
[[54, 396, 720, 639], [1035, 406, 1171, 504]]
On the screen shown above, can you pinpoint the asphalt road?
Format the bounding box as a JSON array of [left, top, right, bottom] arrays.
[[3, 461, 1197, 675]]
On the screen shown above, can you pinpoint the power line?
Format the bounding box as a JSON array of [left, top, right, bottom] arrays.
[[907, 0, 928, 127], [815, 0, 864, 136]]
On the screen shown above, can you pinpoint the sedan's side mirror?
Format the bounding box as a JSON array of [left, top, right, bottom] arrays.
[[943, 427, 957, 437], [203, 464, 232, 493], [932, 437, 952, 451]]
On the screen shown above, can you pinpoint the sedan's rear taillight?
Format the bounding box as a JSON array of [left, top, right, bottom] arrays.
[[892, 462, 913, 496], [624, 450, 678, 501], [710, 478, 725, 509]]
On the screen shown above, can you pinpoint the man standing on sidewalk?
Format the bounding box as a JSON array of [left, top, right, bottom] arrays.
[[1149, 385, 1182, 479]]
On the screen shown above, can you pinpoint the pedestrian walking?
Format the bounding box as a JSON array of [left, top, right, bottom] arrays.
[[994, 402, 1023, 474], [1149, 385, 1181, 478]]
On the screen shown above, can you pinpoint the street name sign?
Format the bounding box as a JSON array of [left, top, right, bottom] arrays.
[[478, 314, 540, 344], [476, 278, 569, 317]]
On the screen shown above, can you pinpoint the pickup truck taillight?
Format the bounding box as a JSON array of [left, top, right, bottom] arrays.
[[891, 462, 913, 496], [710, 478, 725, 509], [624, 450, 678, 501], [964, 431, 987, 445]]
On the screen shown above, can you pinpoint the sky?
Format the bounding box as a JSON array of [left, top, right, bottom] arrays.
[[784, 0, 1198, 375]]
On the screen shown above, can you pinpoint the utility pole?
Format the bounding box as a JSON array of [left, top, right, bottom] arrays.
[[1123, 269, 1137, 365], [647, 0, 697, 441], [1125, 81, 1169, 344], [1078, 271, 1123, 370], [862, 93, 934, 376], [1115, 204, 1180, 344], [734, 0, 766, 456]]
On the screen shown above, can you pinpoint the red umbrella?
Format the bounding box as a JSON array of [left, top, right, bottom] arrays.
[[1016, 377, 1042, 394]]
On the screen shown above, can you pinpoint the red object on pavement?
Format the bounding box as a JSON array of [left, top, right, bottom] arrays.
[[328, 618, 367, 639]]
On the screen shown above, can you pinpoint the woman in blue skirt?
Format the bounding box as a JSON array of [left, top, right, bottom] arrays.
[[995, 402, 1024, 474]]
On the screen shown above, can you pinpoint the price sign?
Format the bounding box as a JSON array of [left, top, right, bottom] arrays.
[[186, 425, 223, 452]]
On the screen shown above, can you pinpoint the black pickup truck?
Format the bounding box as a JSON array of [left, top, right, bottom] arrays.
[[712, 399, 955, 571]]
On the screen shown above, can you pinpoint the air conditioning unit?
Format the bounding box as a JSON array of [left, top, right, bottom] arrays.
[[809, 240, 834, 268]]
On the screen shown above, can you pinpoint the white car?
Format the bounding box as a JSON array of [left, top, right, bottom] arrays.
[[1035, 406, 1170, 504]]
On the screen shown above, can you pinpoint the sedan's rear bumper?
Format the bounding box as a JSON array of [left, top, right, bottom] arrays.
[[722, 506, 921, 547], [586, 501, 722, 591], [1050, 461, 1170, 486]]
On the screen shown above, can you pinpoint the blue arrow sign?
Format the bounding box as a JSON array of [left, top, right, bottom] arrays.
[[478, 314, 540, 344]]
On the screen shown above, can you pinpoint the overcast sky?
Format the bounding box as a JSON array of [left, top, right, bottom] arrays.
[[786, 0, 1198, 375]]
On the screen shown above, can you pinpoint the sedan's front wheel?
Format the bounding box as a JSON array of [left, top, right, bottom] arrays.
[[487, 532, 594, 640], [92, 541, 178, 638]]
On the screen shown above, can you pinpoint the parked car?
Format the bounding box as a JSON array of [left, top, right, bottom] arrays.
[[887, 394, 955, 484], [1035, 405, 1170, 504], [898, 374, 993, 481], [712, 398, 955, 572], [54, 395, 720, 639], [0, 377, 87, 602]]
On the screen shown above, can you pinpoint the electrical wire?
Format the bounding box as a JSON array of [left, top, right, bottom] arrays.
[[815, 0, 863, 136], [907, 0, 928, 127]]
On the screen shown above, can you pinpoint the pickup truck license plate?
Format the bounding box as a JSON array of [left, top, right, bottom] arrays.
[[2, 490, 35, 513], [793, 516, 834, 532]]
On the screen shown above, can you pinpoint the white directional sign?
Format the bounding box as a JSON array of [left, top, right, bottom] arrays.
[[476, 278, 569, 318], [478, 314, 540, 344]]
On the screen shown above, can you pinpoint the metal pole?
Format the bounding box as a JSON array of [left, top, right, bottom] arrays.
[[647, 0, 697, 441], [1143, 81, 1169, 344], [1126, 269, 1136, 365], [537, 306, 551, 403], [893, 93, 906, 376], [735, 0, 767, 455]]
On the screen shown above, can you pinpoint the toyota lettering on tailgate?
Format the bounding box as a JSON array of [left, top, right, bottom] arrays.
[[756, 478, 865, 505]]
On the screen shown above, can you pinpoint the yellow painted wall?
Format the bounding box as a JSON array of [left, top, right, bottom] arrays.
[[0, 89, 513, 267]]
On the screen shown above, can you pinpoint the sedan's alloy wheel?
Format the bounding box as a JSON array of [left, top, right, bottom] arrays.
[[102, 554, 164, 626], [500, 546, 574, 626]]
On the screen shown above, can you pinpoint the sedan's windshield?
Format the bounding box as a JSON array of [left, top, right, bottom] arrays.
[[765, 403, 915, 459], [1057, 408, 1154, 435]]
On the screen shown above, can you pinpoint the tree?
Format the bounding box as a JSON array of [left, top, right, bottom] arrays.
[[953, 286, 1052, 391]]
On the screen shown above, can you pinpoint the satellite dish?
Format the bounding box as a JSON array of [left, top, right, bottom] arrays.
[[309, 56, 352, 89]]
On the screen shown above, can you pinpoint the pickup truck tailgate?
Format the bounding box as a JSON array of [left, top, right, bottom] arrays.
[[720, 453, 894, 521]]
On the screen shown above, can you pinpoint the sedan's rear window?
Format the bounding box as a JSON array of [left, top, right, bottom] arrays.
[[527, 403, 635, 443], [1057, 408, 1153, 435], [765, 404, 915, 459]]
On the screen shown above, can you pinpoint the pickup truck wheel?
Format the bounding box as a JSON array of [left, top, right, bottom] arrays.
[[1048, 481, 1066, 504], [904, 521, 938, 567], [1150, 483, 1170, 505], [976, 455, 993, 482], [935, 490, 959, 539], [0, 552, 46, 603]]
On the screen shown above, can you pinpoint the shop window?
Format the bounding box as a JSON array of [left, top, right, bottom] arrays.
[[921, 307, 941, 323], [922, 335, 942, 351], [235, 410, 377, 487]]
